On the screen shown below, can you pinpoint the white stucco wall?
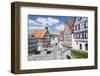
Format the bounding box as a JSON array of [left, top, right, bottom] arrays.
[[72, 34, 88, 51]]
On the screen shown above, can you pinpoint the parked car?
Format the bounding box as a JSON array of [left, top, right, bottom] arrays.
[[44, 48, 47, 51], [32, 49, 40, 55]]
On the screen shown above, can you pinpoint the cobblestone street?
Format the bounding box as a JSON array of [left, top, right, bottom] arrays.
[[28, 45, 73, 61]]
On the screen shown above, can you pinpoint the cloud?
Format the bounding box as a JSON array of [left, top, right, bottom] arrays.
[[47, 17, 59, 25], [29, 26, 44, 31], [55, 24, 65, 31], [28, 19, 41, 26], [36, 17, 47, 25], [28, 17, 60, 32], [36, 17, 60, 26]]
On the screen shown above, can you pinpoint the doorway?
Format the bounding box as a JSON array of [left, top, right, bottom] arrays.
[[80, 44, 82, 50]]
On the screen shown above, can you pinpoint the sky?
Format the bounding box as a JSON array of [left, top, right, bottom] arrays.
[[28, 15, 75, 34]]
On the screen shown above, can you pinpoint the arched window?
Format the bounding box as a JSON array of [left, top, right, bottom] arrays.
[[80, 44, 82, 50], [84, 32, 87, 39], [85, 43, 88, 50]]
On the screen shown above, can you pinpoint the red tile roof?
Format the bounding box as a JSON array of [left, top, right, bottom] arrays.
[[31, 29, 47, 38]]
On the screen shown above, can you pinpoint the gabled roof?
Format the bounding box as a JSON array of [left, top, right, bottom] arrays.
[[31, 29, 47, 38]]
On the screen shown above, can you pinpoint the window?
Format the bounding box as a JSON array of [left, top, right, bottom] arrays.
[[78, 17, 82, 21], [79, 33, 80, 39], [85, 32, 88, 39], [82, 22, 84, 29], [74, 26, 76, 30], [78, 24, 80, 30], [82, 32, 84, 39], [80, 23, 83, 29], [77, 33, 79, 39], [76, 33, 78, 38], [86, 21, 88, 28], [74, 26, 77, 30], [84, 21, 86, 28], [74, 34, 76, 39], [75, 33, 79, 39], [84, 21, 88, 28], [85, 43, 88, 50], [79, 44, 82, 50], [77, 25, 78, 30], [84, 32, 85, 39], [80, 33, 82, 39]]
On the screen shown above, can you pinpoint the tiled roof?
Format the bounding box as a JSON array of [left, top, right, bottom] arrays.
[[31, 29, 47, 38]]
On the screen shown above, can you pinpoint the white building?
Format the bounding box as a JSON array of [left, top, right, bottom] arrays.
[[31, 27, 51, 51], [63, 20, 73, 50], [28, 34, 38, 54], [72, 17, 88, 51]]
